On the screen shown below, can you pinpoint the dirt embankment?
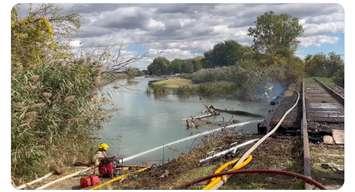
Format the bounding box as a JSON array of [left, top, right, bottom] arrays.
[[113, 130, 304, 190]]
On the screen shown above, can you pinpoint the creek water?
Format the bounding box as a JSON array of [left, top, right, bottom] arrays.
[[97, 77, 270, 165]]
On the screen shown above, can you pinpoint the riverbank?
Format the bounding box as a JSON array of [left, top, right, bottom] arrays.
[[112, 132, 304, 189], [148, 77, 238, 98]]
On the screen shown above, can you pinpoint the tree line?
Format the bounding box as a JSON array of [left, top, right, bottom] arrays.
[[147, 11, 305, 79], [147, 40, 250, 75], [305, 52, 344, 87], [147, 11, 343, 88]]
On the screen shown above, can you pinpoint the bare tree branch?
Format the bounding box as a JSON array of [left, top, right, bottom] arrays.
[[76, 43, 147, 73]]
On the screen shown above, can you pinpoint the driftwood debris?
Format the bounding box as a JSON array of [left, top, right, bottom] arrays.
[[184, 105, 221, 129], [214, 108, 263, 117], [184, 105, 262, 129], [206, 104, 263, 118]]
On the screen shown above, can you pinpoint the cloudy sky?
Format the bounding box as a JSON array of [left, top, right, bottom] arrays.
[[19, 3, 344, 69]]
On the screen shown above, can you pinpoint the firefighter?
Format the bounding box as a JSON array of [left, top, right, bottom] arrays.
[[92, 143, 109, 166]]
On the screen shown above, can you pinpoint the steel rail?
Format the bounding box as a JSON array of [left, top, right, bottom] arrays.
[[313, 78, 344, 104], [302, 80, 312, 189]]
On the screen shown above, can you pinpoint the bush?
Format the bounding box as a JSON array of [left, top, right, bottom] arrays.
[[197, 81, 237, 96], [190, 66, 238, 83], [333, 65, 344, 87], [11, 5, 106, 184], [305, 52, 343, 77], [11, 60, 107, 184]]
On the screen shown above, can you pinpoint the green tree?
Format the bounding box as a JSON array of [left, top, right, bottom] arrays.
[[180, 60, 194, 73], [168, 59, 184, 74], [333, 64, 344, 87], [248, 11, 303, 57], [305, 52, 343, 77], [304, 54, 327, 76], [191, 56, 203, 72], [11, 4, 79, 72], [204, 40, 244, 67], [147, 57, 170, 75]]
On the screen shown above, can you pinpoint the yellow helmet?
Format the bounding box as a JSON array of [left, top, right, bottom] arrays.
[[98, 143, 109, 151]]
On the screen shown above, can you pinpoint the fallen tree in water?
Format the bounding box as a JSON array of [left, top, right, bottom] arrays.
[[184, 105, 262, 129], [214, 108, 263, 118], [208, 105, 263, 118]]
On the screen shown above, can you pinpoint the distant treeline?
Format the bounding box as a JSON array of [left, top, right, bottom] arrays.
[[305, 52, 344, 87], [147, 40, 251, 76], [147, 11, 344, 98], [147, 11, 306, 84]]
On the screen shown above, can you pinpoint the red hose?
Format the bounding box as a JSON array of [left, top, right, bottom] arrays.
[[177, 169, 326, 189]]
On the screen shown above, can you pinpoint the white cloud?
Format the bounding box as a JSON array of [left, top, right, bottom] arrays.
[[303, 22, 344, 36], [299, 19, 306, 26], [178, 18, 196, 27], [213, 25, 230, 34], [298, 35, 338, 47], [146, 19, 166, 31], [37, 3, 344, 68], [304, 12, 344, 24], [147, 48, 196, 60]]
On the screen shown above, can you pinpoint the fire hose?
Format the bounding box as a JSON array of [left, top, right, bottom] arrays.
[[203, 91, 301, 189], [178, 169, 326, 189]]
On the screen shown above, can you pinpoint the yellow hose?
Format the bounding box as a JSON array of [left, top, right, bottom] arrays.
[[203, 155, 253, 190], [90, 167, 149, 190], [203, 92, 300, 190], [210, 158, 240, 182]]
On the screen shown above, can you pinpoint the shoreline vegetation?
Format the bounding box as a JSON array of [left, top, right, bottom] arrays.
[[11, 4, 147, 185], [148, 77, 238, 98], [11, 5, 109, 184]]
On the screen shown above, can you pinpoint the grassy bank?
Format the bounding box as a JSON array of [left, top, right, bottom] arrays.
[[147, 63, 291, 100], [177, 81, 237, 97], [148, 77, 238, 98], [151, 78, 192, 88], [314, 77, 337, 88]]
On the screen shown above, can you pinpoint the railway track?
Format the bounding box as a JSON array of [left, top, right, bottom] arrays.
[[302, 78, 344, 189]]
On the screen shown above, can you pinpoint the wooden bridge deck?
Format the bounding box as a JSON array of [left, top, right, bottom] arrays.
[[305, 78, 344, 141]]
